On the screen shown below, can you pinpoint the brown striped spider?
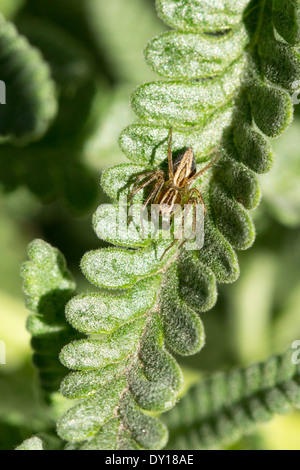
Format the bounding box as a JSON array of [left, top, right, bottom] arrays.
[[128, 128, 219, 259]]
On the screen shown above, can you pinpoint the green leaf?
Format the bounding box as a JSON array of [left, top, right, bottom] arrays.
[[15, 437, 44, 451], [81, 243, 174, 289], [160, 264, 205, 356], [60, 317, 147, 370], [119, 103, 234, 166], [214, 155, 261, 210], [60, 363, 129, 399], [119, 392, 168, 449], [131, 57, 246, 125], [178, 249, 217, 313], [259, 38, 300, 91], [247, 79, 293, 138], [273, 0, 300, 46], [66, 276, 161, 334], [156, 0, 250, 32], [21, 240, 78, 400], [101, 163, 146, 200], [93, 203, 153, 248], [130, 313, 184, 411], [78, 419, 122, 451], [58, 268, 181, 449], [164, 349, 300, 449], [21, 239, 75, 316], [210, 180, 256, 250], [145, 26, 249, 79], [57, 378, 127, 442], [0, 14, 57, 142]]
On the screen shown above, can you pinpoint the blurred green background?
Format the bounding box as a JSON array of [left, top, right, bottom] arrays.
[[0, 0, 300, 450]]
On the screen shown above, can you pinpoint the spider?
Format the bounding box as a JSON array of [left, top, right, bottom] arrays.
[[128, 128, 219, 259]]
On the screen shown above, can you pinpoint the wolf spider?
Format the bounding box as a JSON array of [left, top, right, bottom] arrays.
[[128, 128, 218, 259]]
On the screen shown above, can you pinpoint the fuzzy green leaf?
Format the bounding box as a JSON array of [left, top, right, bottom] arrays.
[[214, 155, 261, 210], [247, 79, 293, 138], [156, 0, 250, 32], [60, 363, 129, 400], [65, 276, 161, 334], [16, 437, 44, 451], [145, 26, 249, 79], [57, 378, 127, 442], [119, 105, 234, 166], [60, 317, 147, 370], [233, 124, 274, 174], [93, 203, 153, 248], [160, 264, 205, 356], [0, 14, 57, 142], [178, 249, 217, 313], [194, 218, 239, 284], [210, 180, 256, 250], [164, 349, 300, 449], [21, 240, 78, 399], [21, 239, 75, 316], [130, 313, 184, 412], [101, 163, 146, 200], [131, 58, 246, 126], [81, 243, 174, 289], [260, 39, 300, 91], [273, 0, 300, 46], [119, 392, 168, 449]]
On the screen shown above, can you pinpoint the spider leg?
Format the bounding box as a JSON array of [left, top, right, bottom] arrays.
[[187, 187, 207, 214], [169, 183, 183, 191], [188, 153, 220, 184], [160, 204, 184, 261], [160, 238, 178, 261], [139, 176, 165, 239], [128, 171, 164, 224], [189, 196, 200, 235], [130, 171, 158, 200], [176, 197, 199, 252], [142, 176, 165, 209]]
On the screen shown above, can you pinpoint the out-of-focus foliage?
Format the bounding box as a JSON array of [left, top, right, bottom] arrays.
[[21, 240, 81, 402], [164, 348, 300, 449], [0, 0, 161, 213], [0, 13, 57, 143], [0, 0, 300, 451]]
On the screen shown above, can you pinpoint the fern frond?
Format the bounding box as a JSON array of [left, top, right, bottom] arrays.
[[21, 240, 79, 402], [56, 0, 300, 450], [0, 14, 57, 143], [0, 14, 98, 213], [164, 348, 300, 450]]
